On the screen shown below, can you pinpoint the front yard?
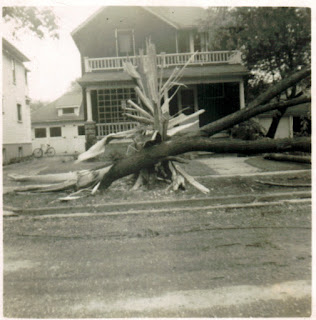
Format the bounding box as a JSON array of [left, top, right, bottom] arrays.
[[2, 154, 311, 212]]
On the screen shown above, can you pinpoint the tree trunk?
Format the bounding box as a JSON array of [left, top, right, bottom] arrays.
[[264, 153, 311, 164], [100, 137, 311, 188], [265, 108, 288, 138], [196, 95, 310, 138], [247, 67, 310, 109]]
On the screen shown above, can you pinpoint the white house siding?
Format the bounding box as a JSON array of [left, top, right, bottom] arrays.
[[32, 123, 85, 155], [2, 51, 32, 163], [259, 117, 292, 139]]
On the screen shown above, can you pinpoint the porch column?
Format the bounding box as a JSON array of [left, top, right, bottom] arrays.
[[85, 88, 96, 150], [86, 89, 93, 122], [239, 80, 246, 109]]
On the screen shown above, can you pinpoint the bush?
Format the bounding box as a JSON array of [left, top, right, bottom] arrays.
[[230, 119, 266, 140]]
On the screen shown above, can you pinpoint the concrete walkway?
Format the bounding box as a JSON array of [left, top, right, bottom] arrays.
[[198, 156, 261, 175]]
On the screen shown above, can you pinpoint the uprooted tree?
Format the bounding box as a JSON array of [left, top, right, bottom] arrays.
[[8, 42, 311, 198]]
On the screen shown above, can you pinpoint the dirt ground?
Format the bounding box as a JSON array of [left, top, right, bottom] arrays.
[[3, 153, 312, 317], [3, 199, 311, 317]]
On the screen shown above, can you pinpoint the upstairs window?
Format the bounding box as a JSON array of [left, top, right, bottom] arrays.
[[50, 127, 62, 137], [11, 59, 16, 85], [116, 29, 135, 56], [17, 104, 22, 121]]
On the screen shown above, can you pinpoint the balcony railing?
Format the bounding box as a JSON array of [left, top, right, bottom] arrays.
[[96, 122, 139, 137], [84, 50, 242, 72]]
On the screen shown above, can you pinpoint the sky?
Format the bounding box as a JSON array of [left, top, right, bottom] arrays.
[[3, 6, 100, 102], [2, 0, 314, 102]]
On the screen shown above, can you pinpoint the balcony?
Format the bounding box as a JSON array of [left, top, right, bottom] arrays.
[[84, 50, 242, 72]]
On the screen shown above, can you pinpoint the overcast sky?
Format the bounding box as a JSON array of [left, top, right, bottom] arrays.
[[2, 0, 313, 102], [3, 6, 100, 102]]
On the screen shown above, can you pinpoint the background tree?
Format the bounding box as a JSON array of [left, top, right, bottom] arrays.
[[201, 7, 311, 99], [200, 7, 311, 137], [30, 99, 50, 113], [3, 6, 59, 39]]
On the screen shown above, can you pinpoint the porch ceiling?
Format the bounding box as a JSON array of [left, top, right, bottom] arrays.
[[77, 64, 249, 87]]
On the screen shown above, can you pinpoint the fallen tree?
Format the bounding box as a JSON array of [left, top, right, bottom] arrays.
[[8, 42, 311, 197]]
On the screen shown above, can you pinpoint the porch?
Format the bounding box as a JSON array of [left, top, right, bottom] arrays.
[[96, 122, 138, 137], [85, 81, 245, 140], [84, 50, 242, 72]]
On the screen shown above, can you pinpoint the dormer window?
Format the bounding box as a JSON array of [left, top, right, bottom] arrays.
[[57, 106, 79, 116], [62, 107, 75, 114]]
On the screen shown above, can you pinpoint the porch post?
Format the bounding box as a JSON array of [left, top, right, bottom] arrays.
[[239, 80, 245, 109], [85, 88, 96, 150], [86, 89, 93, 122]]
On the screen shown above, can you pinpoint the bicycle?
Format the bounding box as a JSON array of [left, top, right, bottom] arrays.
[[33, 144, 56, 158]]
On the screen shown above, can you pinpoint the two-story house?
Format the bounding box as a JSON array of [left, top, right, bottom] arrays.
[[71, 6, 248, 148], [2, 38, 32, 164], [31, 85, 86, 154]]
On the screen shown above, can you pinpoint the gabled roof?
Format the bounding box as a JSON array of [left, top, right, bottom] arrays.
[[144, 7, 207, 29], [71, 6, 207, 36], [2, 38, 30, 62], [32, 88, 84, 124]]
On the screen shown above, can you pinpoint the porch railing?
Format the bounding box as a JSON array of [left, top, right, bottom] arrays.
[[96, 122, 139, 137], [85, 50, 242, 72]]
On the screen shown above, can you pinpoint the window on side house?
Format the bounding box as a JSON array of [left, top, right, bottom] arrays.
[[78, 125, 85, 136], [25, 70, 28, 86], [63, 107, 75, 114], [17, 104, 22, 121], [11, 59, 16, 85], [35, 128, 47, 138], [49, 127, 62, 137]]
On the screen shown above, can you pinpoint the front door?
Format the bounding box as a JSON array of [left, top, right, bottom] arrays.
[[198, 82, 240, 126]]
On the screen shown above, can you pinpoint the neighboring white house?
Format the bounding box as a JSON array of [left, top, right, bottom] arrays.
[[258, 102, 311, 139], [2, 38, 32, 164], [31, 87, 86, 155]]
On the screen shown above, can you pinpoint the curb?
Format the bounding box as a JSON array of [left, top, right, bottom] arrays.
[[5, 190, 311, 216]]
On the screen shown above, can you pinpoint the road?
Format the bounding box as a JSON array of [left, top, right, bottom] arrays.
[[3, 200, 312, 318]]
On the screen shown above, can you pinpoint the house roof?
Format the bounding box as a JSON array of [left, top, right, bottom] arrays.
[[71, 6, 207, 37], [2, 38, 30, 62], [143, 7, 207, 29], [32, 88, 84, 124], [77, 64, 248, 86]]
